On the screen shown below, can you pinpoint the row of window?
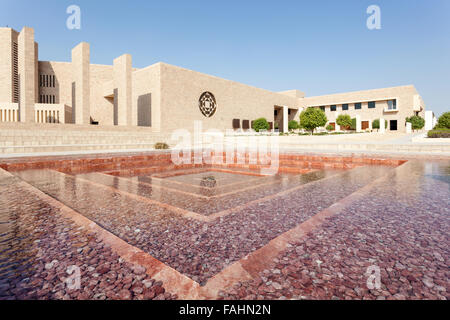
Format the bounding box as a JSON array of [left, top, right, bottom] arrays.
[[318, 100, 396, 112], [13, 42, 19, 103], [39, 74, 56, 88], [39, 95, 56, 104]]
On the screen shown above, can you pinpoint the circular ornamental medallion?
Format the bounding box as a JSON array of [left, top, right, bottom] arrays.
[[198, 92, 217, 118]]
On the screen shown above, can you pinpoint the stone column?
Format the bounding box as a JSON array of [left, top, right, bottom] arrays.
[[282, 106, 288, 133], [18, 27, 36, 122], [425, 110, 434, 130], [406, 122, 412, 134], [113, 54, 132, 126], [355, 115, 362, 132], [379, 117, 385, 133], [71, 42, 90, 125]]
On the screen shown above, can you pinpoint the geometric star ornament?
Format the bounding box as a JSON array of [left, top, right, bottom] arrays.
[[198, 92, 217, 118]]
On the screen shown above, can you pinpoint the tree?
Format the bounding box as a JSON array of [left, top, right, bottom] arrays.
[[288, 120, 299, 131], [299, 107, 327, 135], [406, 115, 425, 131], [336, 114, 352, 130], [252, 118, 270, 132], [436, 112, 450, 129], [372, 119, 388, 130]]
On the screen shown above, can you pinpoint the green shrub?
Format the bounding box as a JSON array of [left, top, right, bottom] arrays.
[[251, 118, 270, 132], [326, 124, 334, 131], [254, 118, 270, 132], [154, 142, 169, 149], [427, 128, 450, 138], [406, 115, 425, 131], [336, 114, 352, 130], [288, 120, 299, 131], [436, 112, 450, 129], [372, 119, 388, 130], [350, 118, 357, 130], [299, 107, 328, 135]]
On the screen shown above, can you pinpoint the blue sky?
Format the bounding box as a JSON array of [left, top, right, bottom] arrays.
[[1, 0, 449, 116]]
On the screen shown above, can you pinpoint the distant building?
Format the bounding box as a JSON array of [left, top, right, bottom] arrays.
[[0, 26, 426, 133]]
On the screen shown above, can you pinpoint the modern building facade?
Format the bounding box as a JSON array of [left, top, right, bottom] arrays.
[[0, 26, 427, 133]]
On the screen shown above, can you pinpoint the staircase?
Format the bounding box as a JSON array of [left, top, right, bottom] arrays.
[[0, 122, 169, 155]]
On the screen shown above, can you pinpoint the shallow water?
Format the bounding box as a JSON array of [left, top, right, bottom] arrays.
[[1, 160, 449, 291]]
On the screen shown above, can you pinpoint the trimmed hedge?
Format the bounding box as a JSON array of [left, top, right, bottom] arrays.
[[288, 120, 299, 131], [154, 142, 169, 149], [350, 118, 357, 131], [427, 128, 450, 138], [406, 115, 425, 131], [252, 118, 270, 132], [372, 119, 388, 130], [436, 112, 450, 129]]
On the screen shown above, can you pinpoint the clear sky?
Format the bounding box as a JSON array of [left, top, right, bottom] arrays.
[[1, 0, 449, 116]]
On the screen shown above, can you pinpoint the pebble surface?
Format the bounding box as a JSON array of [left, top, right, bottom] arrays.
[[0, 175, 176, 300], [15, 165, 392, 285], [219, 161, 450, 300], [2, 159, 448, 299]]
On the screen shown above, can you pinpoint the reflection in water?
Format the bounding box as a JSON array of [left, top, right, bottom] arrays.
[[0, 176, 38, 292], [1, 160, 449, 287]]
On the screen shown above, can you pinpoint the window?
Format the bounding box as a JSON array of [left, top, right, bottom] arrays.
[[342, 104, 349, 111], [390, 120, 398, 131], [330, 105, 337, 111], [387, 99, 397, 110], [354, 103, 362, 110], [274, 110, 278, 116], [368, 101, 376, 109], [320, 106, 325, 112]]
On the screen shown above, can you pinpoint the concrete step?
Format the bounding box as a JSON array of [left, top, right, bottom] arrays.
[[0, 143, 166, 154]]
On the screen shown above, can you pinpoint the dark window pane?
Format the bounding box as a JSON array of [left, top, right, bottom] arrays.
[[342, 104, 349, 111], [355, 103, 362, 110], [330, 105, 337, 111], [368, 101, 376, 108]]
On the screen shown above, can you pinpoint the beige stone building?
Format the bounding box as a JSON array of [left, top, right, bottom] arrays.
[[0, 26, 427, 133]]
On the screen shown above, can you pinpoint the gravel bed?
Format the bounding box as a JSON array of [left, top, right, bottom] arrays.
[[14, 165, 392, 285]]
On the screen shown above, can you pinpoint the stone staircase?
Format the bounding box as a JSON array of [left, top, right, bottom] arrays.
[[0, 123, 169, 155]]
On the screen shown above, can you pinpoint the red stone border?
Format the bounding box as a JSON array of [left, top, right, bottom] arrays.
[[0, 151, 407, 173]]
